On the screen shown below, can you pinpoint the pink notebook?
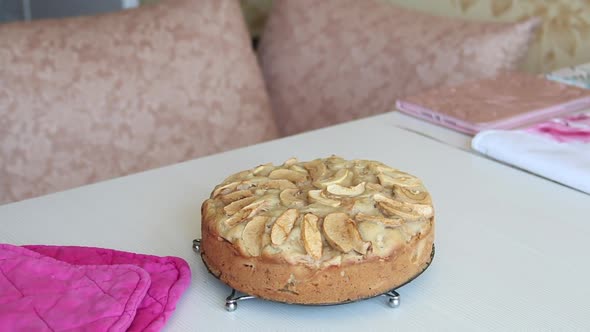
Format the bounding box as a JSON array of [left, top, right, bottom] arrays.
[[396, 71, 590, 135]]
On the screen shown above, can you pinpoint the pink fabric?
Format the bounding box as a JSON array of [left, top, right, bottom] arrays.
[[258, 0, 540, 136], [0, 0, 278, 205], [0, 244, 150, 331], [25, 245, 191, 332], [527, 113, 590, 143]]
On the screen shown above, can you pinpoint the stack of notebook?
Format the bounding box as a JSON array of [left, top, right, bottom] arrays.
[[396, 70, 590, 194], [396, 71, 590, 135]]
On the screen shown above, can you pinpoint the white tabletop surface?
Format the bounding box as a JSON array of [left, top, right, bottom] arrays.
[[1, 112, 589, 331], [389, 111, 472, 151]]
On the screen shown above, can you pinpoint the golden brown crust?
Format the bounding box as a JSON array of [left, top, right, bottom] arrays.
[[200, 156, 435, 304], [201, 222, 434, 304]]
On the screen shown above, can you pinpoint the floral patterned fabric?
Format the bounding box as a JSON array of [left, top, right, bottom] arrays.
[[0, 0, 278, 204], [258, 0, 539, 136], [241, 0, 590, 73], [389, 0, 590, 73]]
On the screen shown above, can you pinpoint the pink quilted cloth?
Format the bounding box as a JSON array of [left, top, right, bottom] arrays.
[[25, 245, 191, 332], [0, 244, 150, 331], [0, 244, 191, 332]]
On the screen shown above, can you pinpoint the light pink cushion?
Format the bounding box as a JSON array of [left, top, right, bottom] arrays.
[[258, 0, 540, 136], [0, 0, 278, 204]]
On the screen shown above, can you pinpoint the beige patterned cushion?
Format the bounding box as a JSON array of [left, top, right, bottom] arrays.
[[0, 0, 278, 204], [241, 0, 590, 73], [258, 0, 539, 136], [387, 0, 590, 74]]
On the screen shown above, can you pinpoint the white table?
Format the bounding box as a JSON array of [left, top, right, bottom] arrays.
[[1, 113, 589, 331], [389, 111, 472, 151]]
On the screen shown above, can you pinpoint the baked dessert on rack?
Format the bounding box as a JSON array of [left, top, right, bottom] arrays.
[[200, 156, 434, 304]]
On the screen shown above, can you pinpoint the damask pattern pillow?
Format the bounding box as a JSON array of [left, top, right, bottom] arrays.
[[0, 0, 278, 204], [258, 0, 539, 136], [243, 0, 590, 73], [387, 0, 590, 74]]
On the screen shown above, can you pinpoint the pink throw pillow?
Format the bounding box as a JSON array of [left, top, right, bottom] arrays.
[[258, 0, 540, 135], [0, 0, 278, 204]]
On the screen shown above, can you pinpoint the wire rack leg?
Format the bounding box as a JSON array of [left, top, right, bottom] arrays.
[[225, 289, 257, 311], [383, 290, 400, 308]]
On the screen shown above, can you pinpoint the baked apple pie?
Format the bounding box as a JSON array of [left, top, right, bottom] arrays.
[[200, 156, 434, 304]]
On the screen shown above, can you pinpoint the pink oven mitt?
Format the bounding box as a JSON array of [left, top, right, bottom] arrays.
[[0, 244, 150, 331], [24, 245, 191, 332]]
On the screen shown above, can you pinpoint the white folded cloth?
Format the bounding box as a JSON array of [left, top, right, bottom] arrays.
[[472, 113, 590, 194]]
